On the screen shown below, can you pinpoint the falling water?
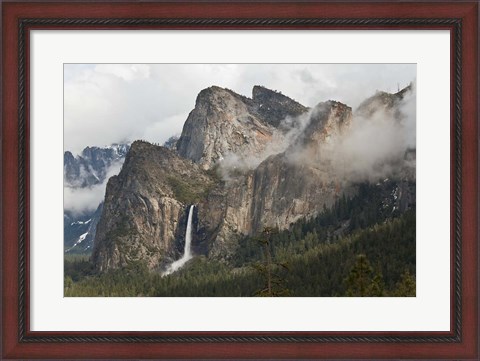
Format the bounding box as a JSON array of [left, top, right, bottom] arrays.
[[163, 205, 195, 276]]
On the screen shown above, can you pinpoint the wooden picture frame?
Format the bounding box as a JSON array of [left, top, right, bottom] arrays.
[[1, 1, 478, 359]]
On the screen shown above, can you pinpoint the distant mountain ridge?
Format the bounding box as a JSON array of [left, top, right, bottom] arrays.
[[64, 143, 130, 188], [64, 143, 130, 254]]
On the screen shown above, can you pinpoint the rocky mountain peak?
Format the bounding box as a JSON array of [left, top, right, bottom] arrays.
[[92, 140, 217, 271], [356, 83, 413, 118], [252, 85, 308, 127], [194, 86, 253, 110], [252, 85, 302, 103], [299, 100, 352, 146], [92, 84, 415, 272], [196, 85, 228, 102], [176, 86, 277, 170], [122, 141, 207, 188], [64, 150, 75, 162], [176, 85, 310, 170], [82, 143, 129, 162], [64, 143, 130, 188]]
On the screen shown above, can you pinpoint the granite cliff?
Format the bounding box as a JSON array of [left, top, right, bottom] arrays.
[[91, 142, 216, 271], [92, 85, 415, 271]]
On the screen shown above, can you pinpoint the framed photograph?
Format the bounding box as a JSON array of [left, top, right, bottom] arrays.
[[1, 1, 478, 360]]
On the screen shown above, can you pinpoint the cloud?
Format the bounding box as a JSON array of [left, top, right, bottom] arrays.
[[95, 64, 150, 81], [63, 65, 416, 218], [304, 85, 417, 182], [64, 161, 124, 216], [64, 64, 416, 154], [64, 184, 105, 216], [217, 84, 416, 184], [217, 110, 314, 180]]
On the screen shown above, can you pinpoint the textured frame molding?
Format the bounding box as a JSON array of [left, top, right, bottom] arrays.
[[17, 17, 462, 343]]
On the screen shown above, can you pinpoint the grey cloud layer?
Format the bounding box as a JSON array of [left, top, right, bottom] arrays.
[[64, 64, 416, 154]]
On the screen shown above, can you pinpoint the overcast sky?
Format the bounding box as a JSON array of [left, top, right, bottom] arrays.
[[64, 64, 416, 155]]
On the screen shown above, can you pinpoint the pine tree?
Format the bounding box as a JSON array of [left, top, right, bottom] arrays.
[[367, 271, 386, 296], [345, 254, 375, 296], [392, 270, 416, 296], [253, 227, 291, 297]]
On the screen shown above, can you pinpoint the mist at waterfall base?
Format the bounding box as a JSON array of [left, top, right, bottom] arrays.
[[162, 205, 195, 276]]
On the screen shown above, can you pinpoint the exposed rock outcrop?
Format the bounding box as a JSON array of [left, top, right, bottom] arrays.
[[92, 85, 415, 271], [206, 101, 354, 260], [92, 141, 216, 271], [356, 83, 413, 119], [176, 86, 308, 170], [251, 85, 308, 128]]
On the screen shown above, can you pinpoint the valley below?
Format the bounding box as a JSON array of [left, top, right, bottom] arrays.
[[64, 84, 416, 297]]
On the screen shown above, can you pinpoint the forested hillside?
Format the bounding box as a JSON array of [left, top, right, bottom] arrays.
[[65, 83, 416, 297], [65, 185, 415, 297]]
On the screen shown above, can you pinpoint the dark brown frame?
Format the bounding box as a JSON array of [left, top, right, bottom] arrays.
[[1, 1, 478, 360]]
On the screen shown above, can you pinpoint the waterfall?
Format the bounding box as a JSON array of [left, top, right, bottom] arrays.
[[163, 205, 195, 276]]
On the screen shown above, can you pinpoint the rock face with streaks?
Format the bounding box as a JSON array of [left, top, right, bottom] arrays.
[[176, 86, 308, 170], [205, 100, 355, 261], [92, 85, 415, 271], [92, 141, 216, 271]]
